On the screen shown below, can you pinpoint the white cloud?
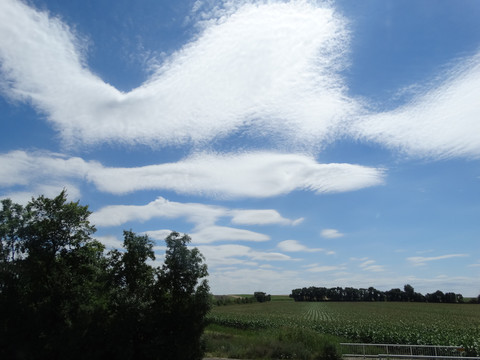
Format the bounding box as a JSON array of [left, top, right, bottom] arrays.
[[0, 150, 385, 199], [306, 265, 345, 273], [321, 228, 344, 239], [196, 244, 291, 268], [277, 240, 324, 253], [2, 0, 480, 161], [353, 52, 480, 159], [95, 235, 123, 250], [407, 254, 469, 266], [90, 152, 386, 198], [90, 196, 225, 227], [91, 197, 290, 244], [190, 225, 270, 244], [0, 0, 356, 147], [230, 209, 303, 226], [1, 183, 81, 205], [359, 260, 385, 272], [143, 229, 177, 242]]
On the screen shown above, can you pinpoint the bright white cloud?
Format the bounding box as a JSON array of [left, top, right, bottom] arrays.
[[0, 0, 356, 147], [91, 152, 385, 197], [95, 235, 123, 250], [321, 228, 344, 239], [90, 196, 225, 227], [407, 254, 469, 266], [230, 209, 303, 226], [0, 150, 385, 199], [190, 225, 270, 244], [2, 0, 480, 161], [278, 240, 324, 253], [91, 197, 294, 245], [1, 183, 81, 205], [143, 229, 177, 242], [353, 52, 480, 159], [196, 244, 291, 267]]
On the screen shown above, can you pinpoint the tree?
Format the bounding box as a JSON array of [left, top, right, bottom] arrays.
[[254, 291, 271, 302], [156, 232, 211, 360], [0, 192, 211, 360], [0, 191, 106, 359], [103, 230, 157, 359], [404, 284, 414, 301]]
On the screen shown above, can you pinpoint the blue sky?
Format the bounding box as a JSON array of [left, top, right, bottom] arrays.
[[0, 0, 479, 296]]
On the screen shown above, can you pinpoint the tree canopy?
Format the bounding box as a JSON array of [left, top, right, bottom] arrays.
[[290, 284, 470, 303], [0, 191, 210, 360]]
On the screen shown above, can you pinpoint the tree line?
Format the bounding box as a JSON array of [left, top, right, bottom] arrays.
[[0, 191, 210, 360], [212, 292, 271, 306], [290, 284, 479, 303]]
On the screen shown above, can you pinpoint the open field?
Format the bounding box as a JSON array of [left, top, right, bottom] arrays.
[[204, 297, 480, 359]]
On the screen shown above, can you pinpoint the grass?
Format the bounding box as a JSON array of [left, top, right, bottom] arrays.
[[203, 323, 344, 360], [204, 297, 480, 359]]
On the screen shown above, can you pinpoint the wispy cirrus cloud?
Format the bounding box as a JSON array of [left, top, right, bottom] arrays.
[[277, 240, 324, 253], [91, 197, 295, 244], [0, 0, 355, 147], [230, 210, 303, 226], [321, 228, 344, 239], [90, 196, 224, 227], [189, 226, 270, 244], [407, 254, 469, 266], [0, 150, 386, 199], [358, 259, 385, 272], [197, 244, 292, 267], [1, 0, 480, 160], [305, 264, 346, 273], [352, 52, 480, 159], [144, 226, 270, 245]]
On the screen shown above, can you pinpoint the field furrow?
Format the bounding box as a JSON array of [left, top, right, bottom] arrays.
[[208, 299, 480, 356]]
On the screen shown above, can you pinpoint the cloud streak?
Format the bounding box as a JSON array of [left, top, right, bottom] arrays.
[[321, 228, 344, 239], [1, 0, 480, 160], [278, 240, 324, 253], [352, 53, 480, 159], [0, 150, 385, 199], [407, 254, 468, 267], [91, 197, 294, 244], [0, 0, 355, 147]]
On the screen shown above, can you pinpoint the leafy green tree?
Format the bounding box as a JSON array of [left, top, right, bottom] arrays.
[[102, 231, 210, 360], [0, 191, 106, 359], [156, 232, 211, 360], [1, 192, 211, 360], [404, 284, 414, 301], [104, 230, 157, 359]]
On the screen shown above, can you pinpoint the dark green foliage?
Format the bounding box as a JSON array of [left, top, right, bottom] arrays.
[[203, 324, 342, 360], [254, 291, 271, 302], [290, 285, 463, 303], [154, 232, 211, 360], [0, 192, 210, 360]]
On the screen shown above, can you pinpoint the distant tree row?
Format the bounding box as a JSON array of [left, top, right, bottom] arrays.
[[212, 292, 271, 306], [0, 192, 210, 360], [254, 291, 271, 302], [290, 284, 477, 303]]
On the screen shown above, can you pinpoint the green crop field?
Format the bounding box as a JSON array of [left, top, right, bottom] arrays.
[[205, 298, 480, 359]]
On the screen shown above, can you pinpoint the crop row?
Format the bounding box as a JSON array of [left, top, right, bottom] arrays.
[[207, 302, 480, 356]]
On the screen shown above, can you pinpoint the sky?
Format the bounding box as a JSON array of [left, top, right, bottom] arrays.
[[0, 0, 479, 296]]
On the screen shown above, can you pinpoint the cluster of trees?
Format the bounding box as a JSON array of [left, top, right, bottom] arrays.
[[254, 291, 272, 303], [212, 292, 271, 306], [290, 284, 475, 303], [0, 191, 210, 360]]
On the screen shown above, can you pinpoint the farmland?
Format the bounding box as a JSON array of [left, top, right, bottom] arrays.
[[205, 297, 480, 358]]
